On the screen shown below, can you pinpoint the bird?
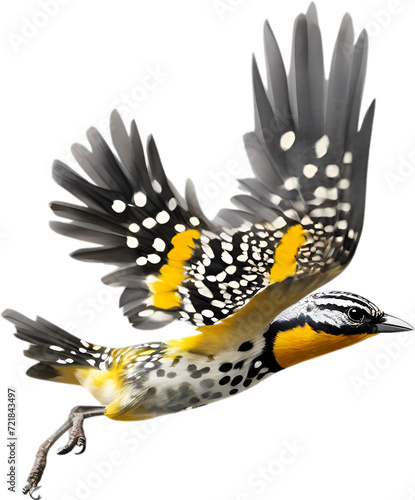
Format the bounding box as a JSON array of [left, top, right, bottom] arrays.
[[3, 4, 412, 499]]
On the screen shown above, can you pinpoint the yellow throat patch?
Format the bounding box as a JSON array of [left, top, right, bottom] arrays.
[[273, 324, 375, 368]]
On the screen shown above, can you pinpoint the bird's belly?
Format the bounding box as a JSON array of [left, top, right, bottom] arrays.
[[132, 349, 272, 416]]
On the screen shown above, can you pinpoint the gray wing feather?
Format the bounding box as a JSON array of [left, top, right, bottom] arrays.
[[263, 20, 292, 133], [304, 3, 325, 141], [346, 30, 369, 145], [326, 13, 354, 147], [221, 3, 375, 273]]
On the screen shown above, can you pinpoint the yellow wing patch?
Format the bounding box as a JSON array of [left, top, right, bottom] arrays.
[[273, 324, 374, 368], [270, 224, 306, 283], [150, 229, 200, 309]]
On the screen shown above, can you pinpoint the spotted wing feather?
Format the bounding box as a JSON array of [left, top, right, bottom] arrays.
[[220, 4, 374, 275], [51, 112, 220, 329], [51, 5, 374, 333]]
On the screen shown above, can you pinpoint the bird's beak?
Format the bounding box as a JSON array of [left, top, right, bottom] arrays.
[[377, 314, 413, 333]]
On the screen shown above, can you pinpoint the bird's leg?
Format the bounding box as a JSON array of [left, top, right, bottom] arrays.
[[23, 405, 105, 499]]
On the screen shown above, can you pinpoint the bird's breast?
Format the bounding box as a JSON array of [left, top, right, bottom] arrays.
[[122, 337, 275, 417]]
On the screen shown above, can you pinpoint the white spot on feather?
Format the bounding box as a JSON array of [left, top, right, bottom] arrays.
[[199, 287, 213, 299], [134, 192, 147, 207], [129, 223, 140, 233], [325, 164, 339, 178], [148, 254, 161, 264], [221, 251, 233, 264], [222, 242, 233, 251], [152, 180, 162, 193], [225, 265, 236, 275], [303, 164, 318, 178], [220, 231, 232, 242], [314, 187, 338, 200], [143, 217, 157, 229], [156, 211, 170, 224], [202, 244, 214, 259], [272, 216, 286, 229], [153, 238, 166, 252], [284, 209, 300, 220], [338, 179, 350, 190], [270, 194, 282, 205], [315, 135, 329, 158], [280, 131, 295, 151], [212, 299, 226, 308], [50, 345, 64, 352], [310, 207, 336, 218], [168, 198, 177, 211], [139, 309, 154, 317], [127, 236, 139, 248], [343, 152, 353, 164], [189, 217, 200, 227], [112, 200, 126, 213], [216, 271, 226, 282], [301, 215, 313, 226], [284, 177, 298, 191]]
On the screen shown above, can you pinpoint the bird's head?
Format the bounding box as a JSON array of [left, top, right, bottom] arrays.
[[269, 291, 413, 369]]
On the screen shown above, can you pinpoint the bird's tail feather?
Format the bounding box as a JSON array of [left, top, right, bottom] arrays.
[[2, 309, 111, 384]]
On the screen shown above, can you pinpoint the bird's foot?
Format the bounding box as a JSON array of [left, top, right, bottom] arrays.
[[22, 405, 105, 499], [57, 413, 87, 455]]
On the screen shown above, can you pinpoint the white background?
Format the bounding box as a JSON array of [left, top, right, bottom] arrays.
[[2, 1, 415, 499]]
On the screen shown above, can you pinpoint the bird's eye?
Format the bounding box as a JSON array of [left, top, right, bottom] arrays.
[[348, 307, 365, 323]]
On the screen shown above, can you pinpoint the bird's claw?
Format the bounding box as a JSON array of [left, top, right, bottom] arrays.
[[23, 483, 42, 500], [75, 436, 86, 455], [57, 435, 87, 455], [57, 415, 87, 455]]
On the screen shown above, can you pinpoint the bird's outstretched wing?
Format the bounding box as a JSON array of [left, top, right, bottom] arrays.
[[51, 5, 374, 345]]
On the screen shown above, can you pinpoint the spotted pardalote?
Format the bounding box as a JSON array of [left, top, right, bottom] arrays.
[[3, 4, 413, 498]]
